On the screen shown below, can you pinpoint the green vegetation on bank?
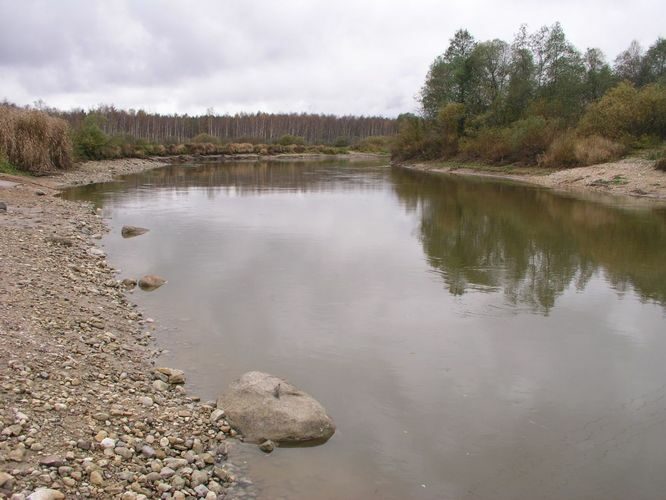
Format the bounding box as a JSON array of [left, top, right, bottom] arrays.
[[392, 24, 666, 168]]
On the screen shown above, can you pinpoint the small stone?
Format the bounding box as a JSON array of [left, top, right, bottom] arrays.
[[39, 456, 65, 467], [258, 440, 275, 453], [205, 491, 217, 500], [210, 409, 225, 423], [122, 278, 137, 290], [100, 438, 116, 449], [0, 471, 15, 488], [153, 380, 169, 392], [35, 189, 47, 196], [2, 424, 22, 436], [76, 440, 91, 450], [89, 470, 104, 486], [0, 202, 7, 213], [140, 445, 155, 458], [114, 446, 133, 459], [193, 484, 209, 497], [190, 470, 208, 487], [8, 446, 26, 462], [159, 437, 170, 448], [159, 467, 175, 479]]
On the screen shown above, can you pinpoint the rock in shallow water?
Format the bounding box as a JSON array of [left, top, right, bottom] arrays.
[[138, 275, 166, 291], [121, 225, 149, 238], [216, 371, 335, 445]]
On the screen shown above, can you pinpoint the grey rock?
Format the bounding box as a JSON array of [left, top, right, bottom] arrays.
[[216, 371, 335, 445], [121, 226, 149, 238], [0, 201, 7, 213]]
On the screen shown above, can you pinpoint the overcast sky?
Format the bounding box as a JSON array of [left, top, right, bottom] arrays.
[[0, 0, 663, 117]]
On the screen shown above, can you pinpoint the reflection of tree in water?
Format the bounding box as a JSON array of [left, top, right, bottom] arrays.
[[391, 168, 666, 314]]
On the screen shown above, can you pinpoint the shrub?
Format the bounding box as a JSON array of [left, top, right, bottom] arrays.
[[276, 134, 305, 146], [578, 82, 666, 141], [191, 133, 219, 144], [539, 132, 578, 168], [0, 105, 73, 174], [354, 135, 392, 153], [333, 137, 350, 147], [72, 115, 109, 160], [573, 136, 625, 165]]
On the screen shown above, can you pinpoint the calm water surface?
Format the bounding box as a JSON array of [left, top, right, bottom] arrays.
[[64, 161, 666, 500]]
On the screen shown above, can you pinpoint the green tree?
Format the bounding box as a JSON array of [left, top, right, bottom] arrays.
[[582, 48, 615, 102], [73, 114, 108, 160], [641, 38, 666, 84], [420, 29, 478, 117]]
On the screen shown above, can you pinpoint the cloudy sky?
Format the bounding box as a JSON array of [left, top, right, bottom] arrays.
[[0, 0, 663, 117]]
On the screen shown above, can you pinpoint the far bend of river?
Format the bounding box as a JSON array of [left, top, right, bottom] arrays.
[[63, 160, 666, 500]]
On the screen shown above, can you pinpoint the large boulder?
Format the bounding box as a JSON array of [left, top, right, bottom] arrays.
[[217, 371, 335, 445]]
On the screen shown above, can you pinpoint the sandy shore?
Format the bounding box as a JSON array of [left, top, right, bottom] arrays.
[[399, 157, 666, 201], [0, 159, 254, 499]]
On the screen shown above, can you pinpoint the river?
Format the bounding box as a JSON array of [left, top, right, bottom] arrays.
[[63, 160, 666, 500]]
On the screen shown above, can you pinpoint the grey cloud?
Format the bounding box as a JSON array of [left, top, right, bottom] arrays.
[[0, 0, 663, 115]]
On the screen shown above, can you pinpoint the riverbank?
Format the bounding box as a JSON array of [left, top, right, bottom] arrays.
[[397, 157, 666, 201], [0, 159, 254, 499]]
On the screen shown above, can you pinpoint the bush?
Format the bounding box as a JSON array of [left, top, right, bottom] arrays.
[[578, 82, 666, 141], [72, 115, 109, 160], [191, 133, 219, 144], [276, 134, 305, 146], [539, 132, 578, 168], [0, 105, 72, 174], [333, 137, 350, 147], [573, 136, 625, 165], [354, 135, 392, 153]]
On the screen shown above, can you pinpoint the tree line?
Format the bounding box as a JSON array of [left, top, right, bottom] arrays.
[[53, 107, 398, 146], [394, 23, 666, 167]]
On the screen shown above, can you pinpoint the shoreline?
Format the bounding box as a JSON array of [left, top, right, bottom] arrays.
[[395, 157, 666, 203], [0, 159, 253, 499]]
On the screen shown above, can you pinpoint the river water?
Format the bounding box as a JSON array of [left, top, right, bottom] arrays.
[[64, 160, 666, 500]]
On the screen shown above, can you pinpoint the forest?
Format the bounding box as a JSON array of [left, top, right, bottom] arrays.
[[392, 23, 666, 168]]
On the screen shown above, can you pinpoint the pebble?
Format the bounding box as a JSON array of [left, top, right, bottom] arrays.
[[89, 470, 104, 486], [100, 437, 116, 449], [26, 489, 65, 500]]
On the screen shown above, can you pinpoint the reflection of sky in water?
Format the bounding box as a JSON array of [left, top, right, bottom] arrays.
[[64, 162, 666, 500]]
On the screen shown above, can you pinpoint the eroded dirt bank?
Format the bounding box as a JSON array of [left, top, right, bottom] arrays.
[[400, 157, 666, 201], [0, 159, 254, 499]]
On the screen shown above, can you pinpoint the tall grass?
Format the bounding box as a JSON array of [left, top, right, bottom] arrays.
[[0, 106, 72, 174]]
